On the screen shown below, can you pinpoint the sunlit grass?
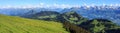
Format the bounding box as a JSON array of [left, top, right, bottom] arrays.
[[0, 15, 69, 33]]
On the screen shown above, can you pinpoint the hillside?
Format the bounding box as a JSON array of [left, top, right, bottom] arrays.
[[0, 15, 69, 33], [23, 11, 120, 33]]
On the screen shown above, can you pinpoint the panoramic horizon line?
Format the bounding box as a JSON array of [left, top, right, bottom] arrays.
[[0, 3, 120, 9]]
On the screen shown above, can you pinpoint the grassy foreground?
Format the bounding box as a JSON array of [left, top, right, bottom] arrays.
[[0, 15, 69, 33]]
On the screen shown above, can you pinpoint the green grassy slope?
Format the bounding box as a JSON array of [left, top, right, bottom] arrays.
[[0, 15, 69, 33]]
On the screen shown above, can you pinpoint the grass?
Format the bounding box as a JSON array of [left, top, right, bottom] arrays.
[[0, 15, 69, 33]]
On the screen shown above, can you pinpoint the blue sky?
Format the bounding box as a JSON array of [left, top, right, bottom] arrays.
[[0, 0, 120, 8]]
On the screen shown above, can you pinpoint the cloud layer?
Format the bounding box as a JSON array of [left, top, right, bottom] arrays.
[[0, 3, 120, 9], [0, 3, 80, 9]]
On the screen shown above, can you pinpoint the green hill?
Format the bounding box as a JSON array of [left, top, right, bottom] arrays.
[[0, 15, 69, 33]]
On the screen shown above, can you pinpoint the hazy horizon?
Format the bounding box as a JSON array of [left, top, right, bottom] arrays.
[[0, 0, 120, 8]]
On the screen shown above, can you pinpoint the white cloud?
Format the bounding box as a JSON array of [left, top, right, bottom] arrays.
[[51, 4, 71, 8], [1, 3, 119, 9], [0, 3, 80, 9], [0, 5, 13, 9], [40, 3, 44, 5]]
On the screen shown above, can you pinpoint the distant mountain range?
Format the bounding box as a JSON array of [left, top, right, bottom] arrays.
[[0, 5, 120, 25], [1, 5, 120, 33]]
